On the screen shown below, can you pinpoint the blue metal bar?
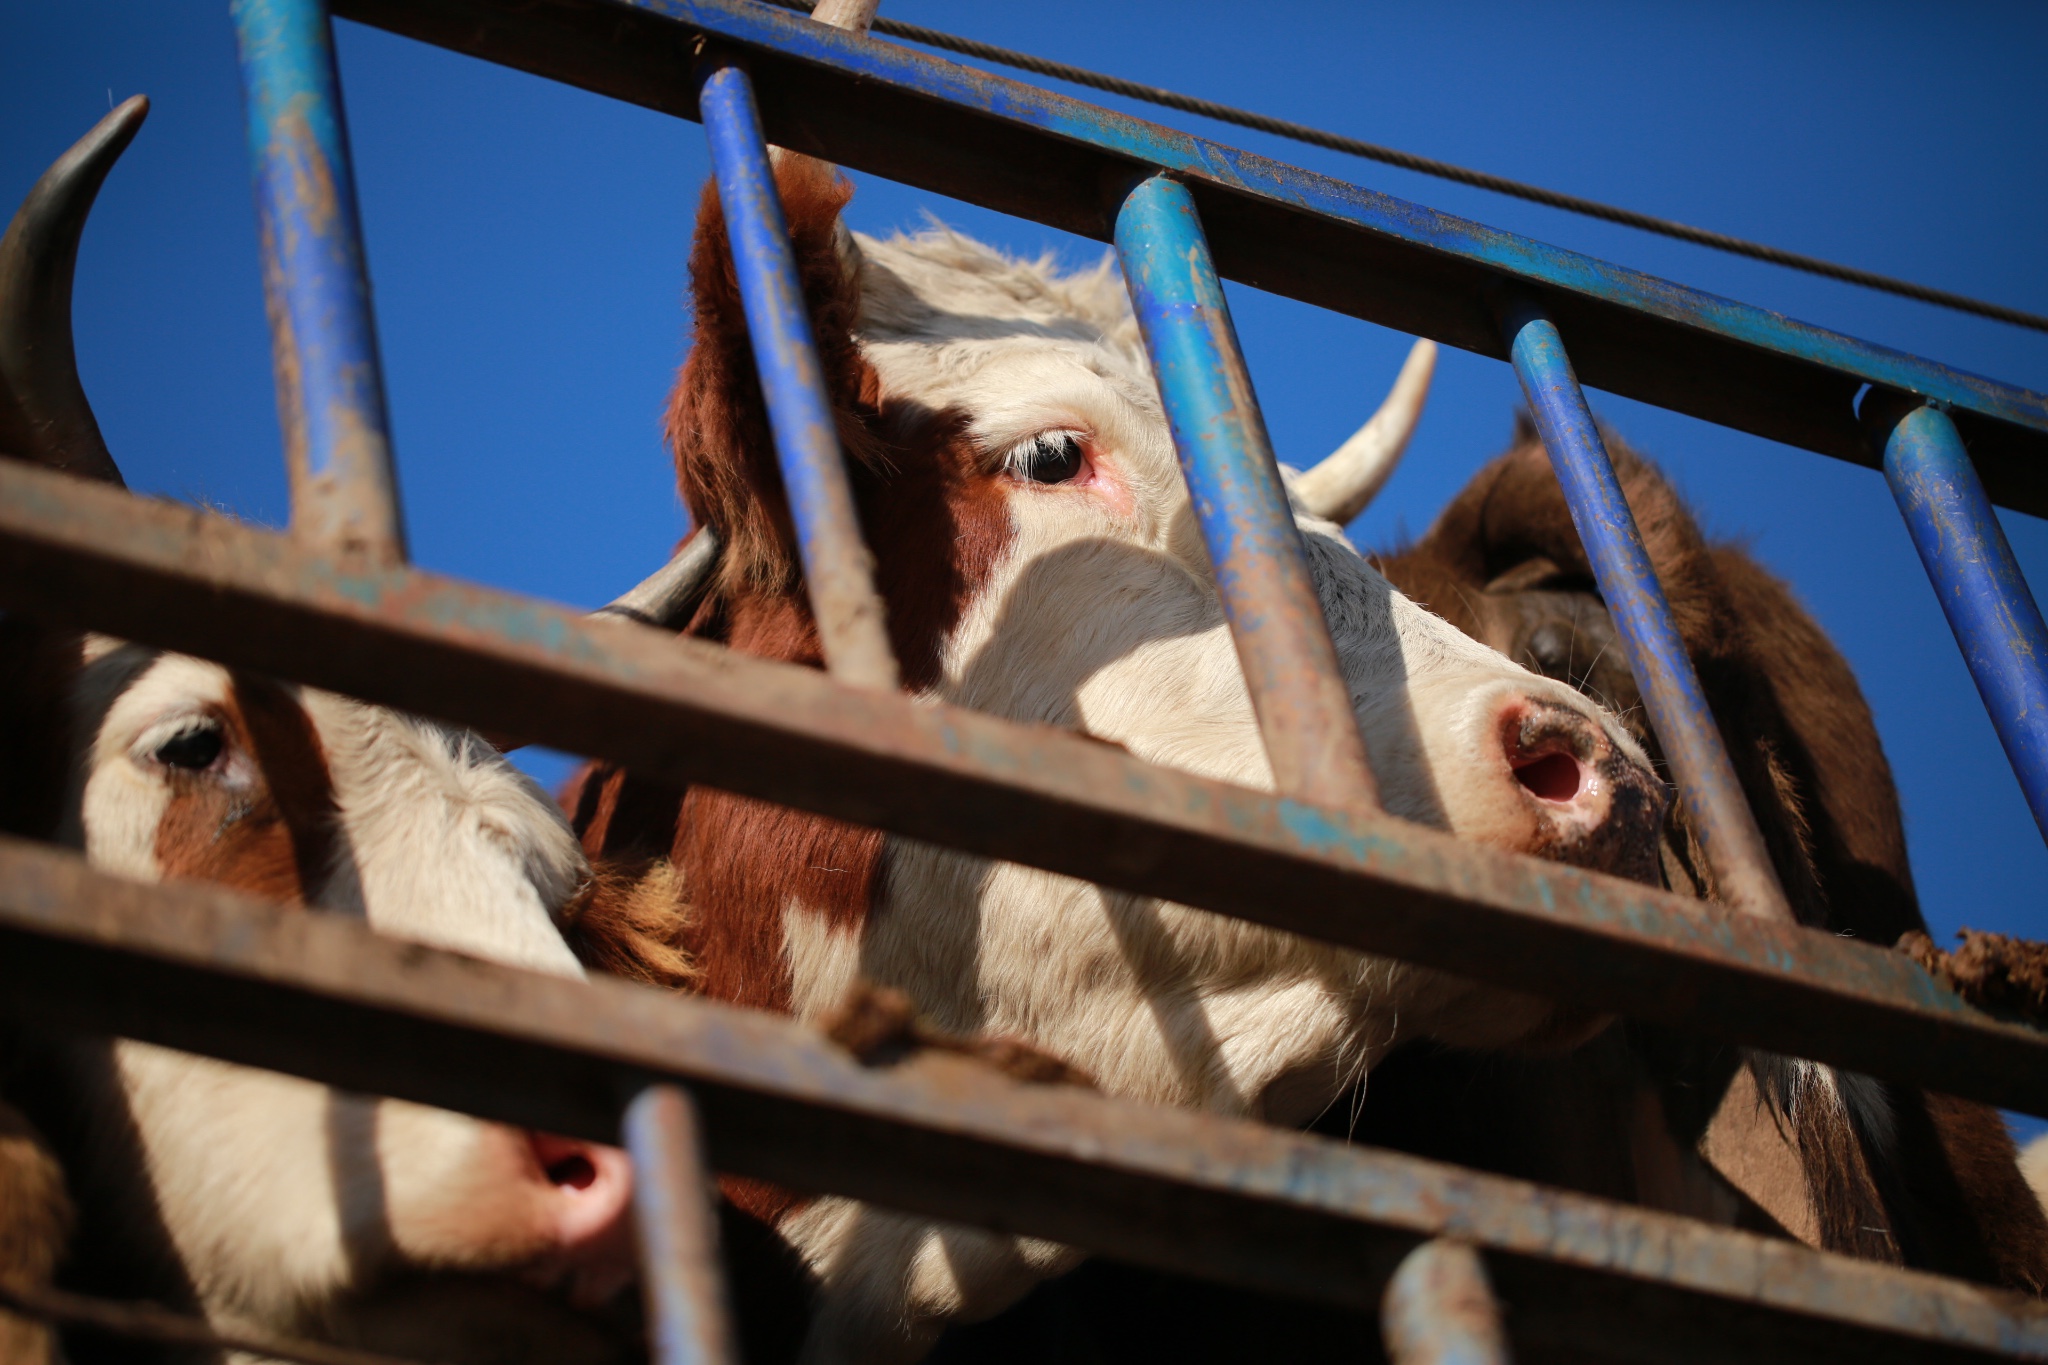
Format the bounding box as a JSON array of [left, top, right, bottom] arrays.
[[623, 1085, 737, 1365], [336, 0, 2048, 517], [1503, 301, 1791, 922], [1113, 174, 1378, 809], [1875, 397, 2048, 843], [230, 0, 405, 564], [1381, 1240, 1513, 1365], [696, 53, 897, 690]]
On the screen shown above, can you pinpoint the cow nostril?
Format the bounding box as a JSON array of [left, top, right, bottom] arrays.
[[545, 1153, 598, 1190], [1513, 751, 1582, 803]]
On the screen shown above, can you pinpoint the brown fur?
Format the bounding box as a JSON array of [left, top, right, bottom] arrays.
[[1902, 928, 2048, 1026], [0, 1101, 71, 1365], [567, 159, 1015, 1245], [153, 674, 341, 904], [1369, 427, 2048, 1292], [821, 983, 1096, 1088]]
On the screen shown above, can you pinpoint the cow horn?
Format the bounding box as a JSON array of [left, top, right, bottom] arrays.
[[0, 96, 149, 486], [593, 525, 722, 629], [1293, 337, 1436, 525]]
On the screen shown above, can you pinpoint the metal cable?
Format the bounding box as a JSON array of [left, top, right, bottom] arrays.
[[766, 0, 2048, 335]]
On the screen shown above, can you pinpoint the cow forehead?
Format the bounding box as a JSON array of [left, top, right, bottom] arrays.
[[853, 228, 1139, 355]]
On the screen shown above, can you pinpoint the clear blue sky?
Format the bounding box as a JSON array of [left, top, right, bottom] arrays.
[[7, 3, 2046, 958]]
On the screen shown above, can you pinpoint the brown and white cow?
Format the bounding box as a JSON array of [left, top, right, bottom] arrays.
[[0, 105, 649, 1365], [921, 426, 2048, 1364], [569, 154, 1667, 1362]]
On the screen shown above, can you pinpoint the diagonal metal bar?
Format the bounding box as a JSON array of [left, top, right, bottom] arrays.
[[1503, 300, 1792, 924], [1870, 395, 2048, 846], [2, 836, 2044, 1364], [231, 0, 407, 565], [1114, 173, 1378, 810], [694, 50, 897, 689], [624, 1086, 739, 1365], [0, 460, 2042, 1114], [329, 0, 2048, 519]]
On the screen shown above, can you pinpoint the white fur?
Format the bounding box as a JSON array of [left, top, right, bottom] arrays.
[[770, 228, 1657, 1360], [49, 645, 615, 1347]]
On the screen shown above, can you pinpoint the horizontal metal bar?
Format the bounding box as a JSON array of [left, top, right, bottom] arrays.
[[1505, 301, 1792, 923], [697, 52, 898, 689], [1874, 397, 2048, 845], [329, 0, 2048, 518], [3, 837, 2043, 1364], [1115, 172, 1379, 809], [1, 461, 2042, 1117], [232, 0, 407, 564]]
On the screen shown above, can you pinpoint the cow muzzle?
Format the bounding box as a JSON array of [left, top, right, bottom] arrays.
[[1497, 696, 1666, 885]]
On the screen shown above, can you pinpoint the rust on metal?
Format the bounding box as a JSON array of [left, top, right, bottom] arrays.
[[1382, 1240, 1513, 1365], [2, 837, 2046, 1363], [0, 461, 2042, 1116]]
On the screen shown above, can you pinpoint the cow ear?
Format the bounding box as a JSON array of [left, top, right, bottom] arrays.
[[1472, 432, 1727, 649], [664, 154, 879, 597]]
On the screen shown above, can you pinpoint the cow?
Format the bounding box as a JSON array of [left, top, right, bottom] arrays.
[[1365, 426, 2048, 1290], [921, 424, 2048, 1362], [0, 104, 665, 1365], [566, 152, 1669, 1363]]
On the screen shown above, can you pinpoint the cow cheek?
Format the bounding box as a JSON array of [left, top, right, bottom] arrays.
[[72, 758, 171, 881], [371, 1102, 560, 1272], [114, 1043, 358, 1326]]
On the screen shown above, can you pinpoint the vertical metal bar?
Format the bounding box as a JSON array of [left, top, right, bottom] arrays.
[[1381, 1239, 1513, 1365], [623, 1085, 738, 1365], [1872, 395, 2048, 842], [230, 0, 405, 565], [1113, 174, 1379, 809], [695, 55, 898, 690], [1502, 299, 1791, 922]]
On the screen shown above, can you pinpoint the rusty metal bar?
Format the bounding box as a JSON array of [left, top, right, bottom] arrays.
[[0, 461, 2042, 1116], [1114, 173, 1380, 809], [695, 51, 898, 689], [1, 836, 2041, 1364], [1870, 394, 2048, 845], [1382, 1240, 1513, 1365], [329, 0, 2048, 520], [623, 1086, 738, 1365], [1504, 299, 1794, 924], [230, 0, 406, 565]]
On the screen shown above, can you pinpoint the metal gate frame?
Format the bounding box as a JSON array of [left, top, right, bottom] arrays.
[[5, 0, 2048, 1360]]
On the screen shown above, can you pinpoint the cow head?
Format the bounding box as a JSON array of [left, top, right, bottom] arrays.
[[657, 155, 1668, 1104], [0, 102, 638, 1362]]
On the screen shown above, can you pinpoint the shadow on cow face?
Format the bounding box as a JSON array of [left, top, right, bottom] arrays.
[[1470, 559, 1644, 742]]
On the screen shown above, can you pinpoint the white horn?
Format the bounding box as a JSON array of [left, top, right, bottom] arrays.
[[593, 527, 722, 629], [1294, 338, 1436, 524]]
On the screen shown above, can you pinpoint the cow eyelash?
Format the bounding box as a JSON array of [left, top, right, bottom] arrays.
[[1003, 431, 1088, 485]]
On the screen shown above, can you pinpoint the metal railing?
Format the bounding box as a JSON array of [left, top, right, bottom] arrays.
[[5, 0, 2047, 1360]]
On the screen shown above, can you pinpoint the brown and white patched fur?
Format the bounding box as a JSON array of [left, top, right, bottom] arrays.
[[569, 157, 1667, 1363], [1, 626, 640, 1364]]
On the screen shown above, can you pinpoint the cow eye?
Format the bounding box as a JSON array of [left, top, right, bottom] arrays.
[[1011, 433, 1086, 485], [152, 725, 224, 771]]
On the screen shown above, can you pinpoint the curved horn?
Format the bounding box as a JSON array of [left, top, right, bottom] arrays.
[[593, 526, 722, 629], [1293, 337, 1436, 525], [0, 96, 149, 485]]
